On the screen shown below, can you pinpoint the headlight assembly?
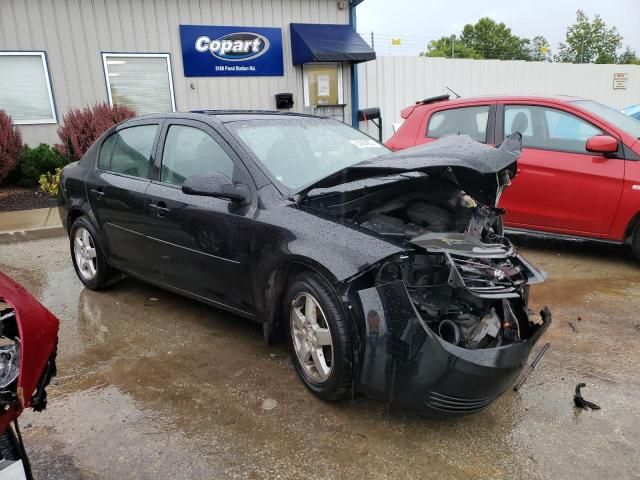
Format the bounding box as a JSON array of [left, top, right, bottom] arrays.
[[0, 340, 19, 389]]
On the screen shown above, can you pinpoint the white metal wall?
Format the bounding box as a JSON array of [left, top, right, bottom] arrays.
[[357, 56, 640, 141], [0, 0, 350, 145]]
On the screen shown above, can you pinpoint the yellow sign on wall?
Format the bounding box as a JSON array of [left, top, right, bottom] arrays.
[[304, 64, 342, 105]]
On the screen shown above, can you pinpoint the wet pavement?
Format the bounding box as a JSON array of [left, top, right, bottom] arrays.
[[0, 235, 639, 480]]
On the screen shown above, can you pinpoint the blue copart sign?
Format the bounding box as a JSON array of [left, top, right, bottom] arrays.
[[180, 25, 284, 77]]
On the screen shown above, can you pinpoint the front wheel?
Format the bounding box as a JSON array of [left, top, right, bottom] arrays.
[[285, 272, 353, 401]]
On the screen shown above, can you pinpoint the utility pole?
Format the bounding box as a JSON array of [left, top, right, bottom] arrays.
[[451, 35, 455, 59], [370, 31, 375, 51]]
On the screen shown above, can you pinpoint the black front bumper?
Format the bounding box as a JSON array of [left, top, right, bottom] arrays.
[[356, 281, 551, 415]]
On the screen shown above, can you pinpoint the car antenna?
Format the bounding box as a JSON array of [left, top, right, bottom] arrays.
[[445, 86, 461, 98]]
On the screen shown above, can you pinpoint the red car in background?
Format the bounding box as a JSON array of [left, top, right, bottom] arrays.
[[387, 95, 640, 260], [0, 273, 58, 479]]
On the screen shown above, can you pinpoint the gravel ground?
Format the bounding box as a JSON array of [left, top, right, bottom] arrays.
[[0, 235, 639, 480]]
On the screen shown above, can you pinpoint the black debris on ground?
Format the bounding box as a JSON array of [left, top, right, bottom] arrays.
[[574, 383, 601, 410]]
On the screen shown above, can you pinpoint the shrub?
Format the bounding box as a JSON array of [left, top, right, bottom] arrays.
[[0, 110, 23, 184], [39, 167, 62, 197], [56, 102, 136, 162], [7, 144, 66, 187]]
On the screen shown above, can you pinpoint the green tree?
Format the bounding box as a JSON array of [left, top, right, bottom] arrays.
[[618, 46, 639, 64], [459, 17, 531, 60], [526, 36, 552, 62], [420, 35, 483, 59], [555, 10, 622, 63]]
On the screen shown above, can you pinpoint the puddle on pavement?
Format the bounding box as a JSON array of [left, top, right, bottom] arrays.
[[2, 237, 639, 479]]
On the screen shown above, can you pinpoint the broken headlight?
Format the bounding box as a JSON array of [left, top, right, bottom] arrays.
[[0, 341, 19, 389], [0, 303, 20, 389]]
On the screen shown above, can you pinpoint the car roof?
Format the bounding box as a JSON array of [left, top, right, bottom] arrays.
[[192, 109, 321, 121], [421, 94, 587, 107], [128, 110, 328, 124], [401, 94, 592, 120]]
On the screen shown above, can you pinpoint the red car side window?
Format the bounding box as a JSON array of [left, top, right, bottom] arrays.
[[504, 105, 602, 154], [426, 106, 490, 143]]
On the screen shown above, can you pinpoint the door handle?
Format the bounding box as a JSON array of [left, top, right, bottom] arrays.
[[149, 202, 170, 217], [90, 188, 105, 199]]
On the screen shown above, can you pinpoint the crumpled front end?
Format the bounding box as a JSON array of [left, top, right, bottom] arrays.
[[0, 273, 59, 431], [343, 202, 552, 415], [354, 279, 550, 415], [304, 132, 550, 414]]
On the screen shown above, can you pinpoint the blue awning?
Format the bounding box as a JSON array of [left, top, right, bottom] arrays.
[[290, 23, 376, 65]]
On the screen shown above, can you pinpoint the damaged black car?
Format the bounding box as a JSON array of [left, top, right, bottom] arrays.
[[58, 112, 550, 415]]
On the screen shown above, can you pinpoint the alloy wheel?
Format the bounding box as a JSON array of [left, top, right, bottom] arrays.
[[290, 292, 334, 383], [74, 227, 98, 281]]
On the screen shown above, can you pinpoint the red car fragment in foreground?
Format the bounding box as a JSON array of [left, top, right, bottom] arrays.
[[0, 273, 58, 479]]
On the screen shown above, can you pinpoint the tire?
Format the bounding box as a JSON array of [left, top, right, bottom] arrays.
[[632, 222, 640, 262], [69, 216, 117, 289], [285, 272, 353, 401]]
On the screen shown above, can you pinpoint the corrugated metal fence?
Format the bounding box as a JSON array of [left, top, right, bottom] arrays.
[[357, 56, 640, 141]]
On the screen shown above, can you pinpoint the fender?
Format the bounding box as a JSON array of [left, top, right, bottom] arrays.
[[251, 195, 407, 342], [251, 203, 405, 302]]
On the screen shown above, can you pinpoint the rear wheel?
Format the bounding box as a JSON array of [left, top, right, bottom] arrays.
[[632, 222, 640, 261], [70, 216, 117, 289], [285, 272, 353, 401]]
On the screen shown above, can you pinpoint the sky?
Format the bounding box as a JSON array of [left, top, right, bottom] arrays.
[[356, 0, 640, 57]]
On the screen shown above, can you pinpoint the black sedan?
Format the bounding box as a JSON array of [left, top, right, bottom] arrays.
[[58, 111, 550, 415]]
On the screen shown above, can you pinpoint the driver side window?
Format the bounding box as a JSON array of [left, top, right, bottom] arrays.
[[504, 105, 602, 154], [160, 125, 234, 186]]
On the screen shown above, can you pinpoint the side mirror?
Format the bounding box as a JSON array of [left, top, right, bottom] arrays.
[[586, 135, 618, 155], [182, 173, 250, 205]]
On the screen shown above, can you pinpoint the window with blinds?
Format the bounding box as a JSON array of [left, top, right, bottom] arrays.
[[102, 54, 176, 115], [0, 52, 57, 124]]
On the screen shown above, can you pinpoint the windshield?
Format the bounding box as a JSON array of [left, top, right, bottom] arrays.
[[573, 100, 640, 139], [227, 118, 389, 191]]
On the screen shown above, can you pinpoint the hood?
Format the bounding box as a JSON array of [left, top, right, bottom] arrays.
[[296, 133, 522, 203]]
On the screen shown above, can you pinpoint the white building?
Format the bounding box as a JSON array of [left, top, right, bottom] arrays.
[[0, 0, 373, 146]]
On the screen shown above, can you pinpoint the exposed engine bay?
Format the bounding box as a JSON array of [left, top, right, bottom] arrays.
[[374, 249, 542, 350], [356, 172, 504, 239], [308, 166, 547, 351]]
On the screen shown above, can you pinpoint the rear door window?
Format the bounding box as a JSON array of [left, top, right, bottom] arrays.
[[99, 125, 158, 177], [426, 106, 490, 143], [98, 134, 116, 170]]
